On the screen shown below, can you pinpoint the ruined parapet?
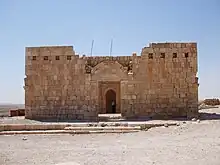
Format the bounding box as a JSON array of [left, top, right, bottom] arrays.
[[82, 54, 139, 74], [149, 42, 197, 48], [83, 55, 133, 67]]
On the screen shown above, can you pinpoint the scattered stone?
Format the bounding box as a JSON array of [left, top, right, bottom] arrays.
[[197, 119, 200, 123], [140, 125, 148, 130], [100, 123, 107, 127], [22, 137, 27, 141], [88, 124, 93, 127], [176, 123, 180, 126], [183, 121, 186, 124], [164, 123, 169, 127], [115, 123, 120, 127], [191, 118, 196, 121]]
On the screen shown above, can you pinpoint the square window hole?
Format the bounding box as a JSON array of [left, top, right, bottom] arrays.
[[32, 56, 36, 60], [185, 53, 189, 58], [55, 56, 60, 60], [67, 56, 72, 60], [173, 53, 177, 58], [148, 53, 153, 59], [44, 56, 48, 60], [160, 53, 165, 58]]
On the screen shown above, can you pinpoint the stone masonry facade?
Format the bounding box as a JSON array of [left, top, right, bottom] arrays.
[[24, 42, 199, 121]]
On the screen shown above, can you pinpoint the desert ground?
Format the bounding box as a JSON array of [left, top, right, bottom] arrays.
[[0, 108, 220, 165], [0, 104, 24, 117]]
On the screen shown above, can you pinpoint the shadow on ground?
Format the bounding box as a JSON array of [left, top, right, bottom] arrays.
[[1, 108, 220, 124], [36, 111, 220, 123], [199, 112, 220, 120]]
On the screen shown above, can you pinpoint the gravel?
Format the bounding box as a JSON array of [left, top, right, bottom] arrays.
[[0, 120, 220, 165], [0, 108, 220, 165]]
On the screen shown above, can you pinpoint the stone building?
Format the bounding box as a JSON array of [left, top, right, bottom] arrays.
[[24, 42, 199, 121]]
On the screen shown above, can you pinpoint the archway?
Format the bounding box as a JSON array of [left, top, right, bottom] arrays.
[[105, 89, 116, 113]]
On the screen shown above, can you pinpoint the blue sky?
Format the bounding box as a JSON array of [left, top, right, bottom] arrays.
[[0, 0, 219, 104]]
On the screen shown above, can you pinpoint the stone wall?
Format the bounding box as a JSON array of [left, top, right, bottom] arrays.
[[203, 98, 220, 106], [121, 43, 198, 119], [24, 42, 199, 120], [24, 46, 98, 120]]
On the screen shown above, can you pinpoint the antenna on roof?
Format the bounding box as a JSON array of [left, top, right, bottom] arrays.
[[90, 40, 94, 56], [109, 39, 113, 56]]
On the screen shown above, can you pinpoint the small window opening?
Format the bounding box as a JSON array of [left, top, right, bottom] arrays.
[[148, 53, 153, 59], [44, 56, 48, 60], [160, 53, 165, 58], [173, 53, 177, 58], [55, 56, 60, 60], [185, 53, 189, 58], [67, 56, 72, 60], [32, 56, 36, 60]]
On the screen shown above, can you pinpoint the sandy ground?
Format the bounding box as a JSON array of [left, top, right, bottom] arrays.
[[0, 108, 220, 165]]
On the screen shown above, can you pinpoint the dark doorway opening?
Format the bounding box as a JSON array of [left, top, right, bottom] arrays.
[[105, 89, 116, 113]]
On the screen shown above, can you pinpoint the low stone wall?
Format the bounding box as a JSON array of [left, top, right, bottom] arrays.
[[203, 99, 220, 106], [9, 109, 25, 117], [0, 122, 178, 132], [0, 124, 68, 131]]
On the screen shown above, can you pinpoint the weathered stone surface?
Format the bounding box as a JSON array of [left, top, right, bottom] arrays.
[[203, 98, 220, 106], [24, 42, 199, 120]]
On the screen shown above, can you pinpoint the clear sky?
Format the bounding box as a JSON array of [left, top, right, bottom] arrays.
[[0, 0, 220, 104]]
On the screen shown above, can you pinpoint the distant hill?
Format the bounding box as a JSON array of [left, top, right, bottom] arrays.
[[0, 104, 24, 107], [0, 104, 24, 117]]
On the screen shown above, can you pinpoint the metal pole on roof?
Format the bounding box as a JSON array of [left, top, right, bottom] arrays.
[[90, 40, 94, 56], [110, 39, 113, 56]]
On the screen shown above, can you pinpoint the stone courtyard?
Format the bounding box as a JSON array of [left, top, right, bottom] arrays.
[[24, 42, 199, 121]]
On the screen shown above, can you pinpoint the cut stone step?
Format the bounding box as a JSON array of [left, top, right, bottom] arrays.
[[0, 129, 140, 135], [64, 126, 141, 131]]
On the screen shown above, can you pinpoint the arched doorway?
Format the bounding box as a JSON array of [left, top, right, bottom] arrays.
[[105, 89, 116, 113]]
